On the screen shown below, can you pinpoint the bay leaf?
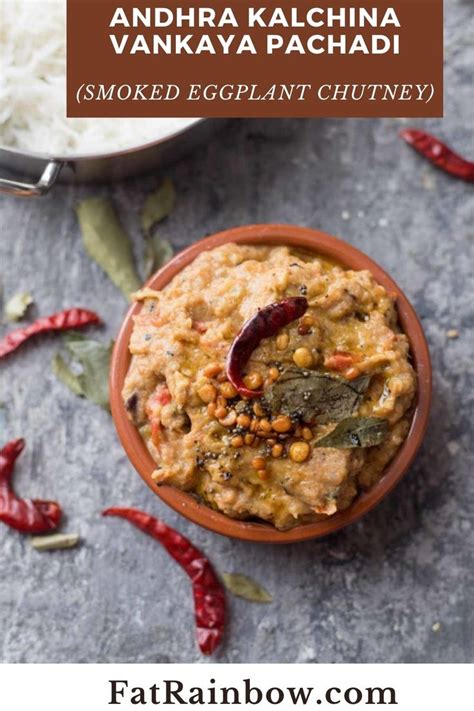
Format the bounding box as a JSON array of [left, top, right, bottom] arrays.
[[65, 335, 113, 410], [53, 333, 113, 410], [4, 291, 33, 321], [314, 416, 389, 449], [144, 236, 173, 279], [265, 366, 370, 424], [141, 179, 175, 277], [141, 178, 176, 235], [52, 353, 84, 397], [31, 533, 80, 551], [75, 197, 141, 300], [221, 573, 273, 603]]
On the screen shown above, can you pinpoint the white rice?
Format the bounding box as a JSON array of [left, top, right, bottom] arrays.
[[0, 0, 197, 156]]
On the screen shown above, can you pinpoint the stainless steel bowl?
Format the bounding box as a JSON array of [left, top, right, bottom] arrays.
[[0, 118, 222, 197]]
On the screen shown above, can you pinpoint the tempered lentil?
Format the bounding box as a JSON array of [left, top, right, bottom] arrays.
[[198, 384, 217, 403], [271, 415, 292, 433], [293, 347, 313, 368], [276, 333, 289, 351], [289, 441, 310, 463], [271, 444, 284, 458], [268, 366, 280, 382], [251, 457, 266, 470], [220, 382, 238, 399], [243, 372, 264, 391], [219, 410, 237, 427], [203, 363, 223, 378], [236, 414, 251, 429]]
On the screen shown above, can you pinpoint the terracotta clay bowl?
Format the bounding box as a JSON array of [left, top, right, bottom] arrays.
[[110, 225, 432, 543]]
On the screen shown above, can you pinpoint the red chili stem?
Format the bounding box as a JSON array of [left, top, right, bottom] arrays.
[[103, 507, 226, 655], [0, 439, 62, 533], [0, 308, 101, 359], [400, 129, 474, 183], [226, 296, 308, 398]]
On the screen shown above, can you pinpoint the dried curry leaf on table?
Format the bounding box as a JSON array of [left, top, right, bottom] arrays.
[[75, 197, 141, 300], [144, 237, 173, 279], [64, 334, 113, 410], [4, 292, 33, 322], [221, 573, 273, 603], [141, 179, 175, 277], [53, 333, 113, 410], [265, 366, 370, 424], [315, 416, 389, 449], [141, 178, 176, 235], [52, 353, 84, 397]]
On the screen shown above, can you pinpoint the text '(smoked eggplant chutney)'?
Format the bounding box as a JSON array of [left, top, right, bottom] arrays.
[[123, 244, 416, 530]]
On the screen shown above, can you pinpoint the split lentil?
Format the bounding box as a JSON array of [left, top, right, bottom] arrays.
[[243, 372, 264, 391], [289, 441, 311, 463], [251, 457, 266, 471], [220, 382, 238, 399], [203, 363, 223, 378], [271, 415, 292, 433], [293, 347, 313, 368], [198, 384, 217, 403]]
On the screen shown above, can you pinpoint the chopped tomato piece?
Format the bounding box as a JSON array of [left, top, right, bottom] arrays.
[[324, 351, 357, 371], [151, 420, 161, 446], [156, 386, 171, 406], [193, 321, 208, 334], [149, 384, 171, 407], [146, 384, 171, 421]]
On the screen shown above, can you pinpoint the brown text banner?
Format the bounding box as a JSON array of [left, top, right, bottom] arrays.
[[67, 1, 443, 118]]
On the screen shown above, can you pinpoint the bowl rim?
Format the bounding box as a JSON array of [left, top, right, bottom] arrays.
[[0, 118, 204, 162], [110, 224, 432, 543]]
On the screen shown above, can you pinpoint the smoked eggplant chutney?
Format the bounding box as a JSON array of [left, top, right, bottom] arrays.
[[123, 243, 416, 530]]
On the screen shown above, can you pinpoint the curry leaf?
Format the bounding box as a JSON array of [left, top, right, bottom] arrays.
[[314, 416, 389, 449], [141, 179, 175, 277], [221, 573, 273, 603], [265, 366, 370, 424], [4, 292, 33, 321], [75, 197, 141, 300], [53, 334, 113, 410]]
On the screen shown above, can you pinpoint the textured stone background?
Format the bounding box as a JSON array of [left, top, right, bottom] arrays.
[[0, 1, 472, 664]]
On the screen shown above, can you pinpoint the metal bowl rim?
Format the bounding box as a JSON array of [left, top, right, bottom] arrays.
[[0, 117, 205, 162]]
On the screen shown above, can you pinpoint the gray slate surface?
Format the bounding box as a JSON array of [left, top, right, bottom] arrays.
[[0, 1, 473, 664]]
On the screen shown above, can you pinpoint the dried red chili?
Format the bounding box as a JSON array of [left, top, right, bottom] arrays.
[[226, 296, 308, 398], [103, 507, 226, 655], [0, 308, 101, 359], [400, 129, 474, 183], [0, 439, 62, 533]]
